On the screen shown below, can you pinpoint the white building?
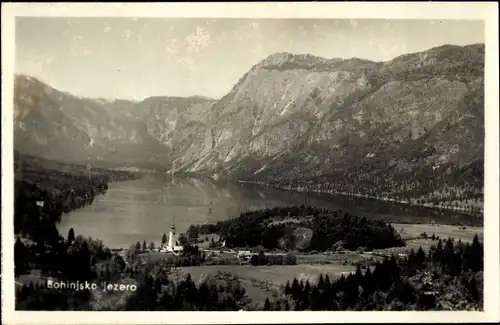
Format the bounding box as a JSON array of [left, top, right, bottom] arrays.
[[161, 218, 183, 254], [237, 250, 254, 260]]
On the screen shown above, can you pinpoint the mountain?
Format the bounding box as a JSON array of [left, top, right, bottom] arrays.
[[13, 74, 215, 170], [13, 44, 484, 204]]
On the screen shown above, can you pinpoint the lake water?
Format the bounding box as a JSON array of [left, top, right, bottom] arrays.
[[57, 175, 479, 249]]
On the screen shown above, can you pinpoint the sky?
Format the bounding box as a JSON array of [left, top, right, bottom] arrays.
[[15, 18, 484, 101]]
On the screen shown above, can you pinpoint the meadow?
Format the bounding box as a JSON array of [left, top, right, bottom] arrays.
[[179, 264, 357, 302]]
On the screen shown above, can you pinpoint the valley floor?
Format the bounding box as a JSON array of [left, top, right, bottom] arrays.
[[15, 221, 484, 309], [171, 222, 484, 304]]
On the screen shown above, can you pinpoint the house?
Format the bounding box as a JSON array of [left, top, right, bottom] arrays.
[[237, 251, 254, 260]]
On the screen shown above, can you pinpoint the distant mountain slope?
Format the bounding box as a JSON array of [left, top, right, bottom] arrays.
[[13, 75, 215, 169], [13, 44, 484, 204]]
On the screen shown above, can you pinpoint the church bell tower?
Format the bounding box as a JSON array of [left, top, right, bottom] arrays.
[[168, 217, 177, 249]]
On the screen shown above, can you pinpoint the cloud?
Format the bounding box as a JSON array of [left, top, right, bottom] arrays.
[[137, 33, 144, 44], [185, 26, 212, 54], [164, 38, 178, 54], [177, 57, 195, 72], [124, 29, 132, 41], [83, 47, 93, 56]]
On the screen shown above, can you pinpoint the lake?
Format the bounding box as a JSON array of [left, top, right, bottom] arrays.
[[57, 174, 480, 249]]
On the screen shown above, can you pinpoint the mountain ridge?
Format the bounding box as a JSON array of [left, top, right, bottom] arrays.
[[13, 43, 484, 205]]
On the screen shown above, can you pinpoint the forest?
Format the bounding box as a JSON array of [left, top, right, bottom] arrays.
[[14, 153, 138, 309], [240, 158, 484, 221], [188, 206, 406, 251], [270, 235, 483, 311], [14, 152, 139, 238]]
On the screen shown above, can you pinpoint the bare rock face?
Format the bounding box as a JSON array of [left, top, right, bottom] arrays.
[[196, 44, 484, 185], [13, 44, 484, 196]]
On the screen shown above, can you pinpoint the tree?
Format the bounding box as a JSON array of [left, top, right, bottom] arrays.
[[283, 299, 291, 310], [135, 241, 141, 250], [470, 234, 483, 272], [467, 276, 480, 302], [284, 253, 297, 265], [161, 233, 167, 245], [111, 255, 126, 274], [257, 251, 268, 265], [178, 234, 188, 246], [250, 254, 259, 266], [142, 240, 147, 250], [187, 225, 199, 241], [263, 297, 271, 310], [285, 281, 292, 295], [14, 237, 27, 276], [416, 246, 426, 269], [291, 278, 301, 300], [68, 228, 75, 244], [149, 242, 155, 250], [127, 243, 138, 261]]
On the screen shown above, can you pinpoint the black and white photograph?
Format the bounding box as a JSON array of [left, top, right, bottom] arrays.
[[1, 2, 499, 324]]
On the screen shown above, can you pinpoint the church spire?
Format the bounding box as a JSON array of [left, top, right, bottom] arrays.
[[171, 216, 176, 231]]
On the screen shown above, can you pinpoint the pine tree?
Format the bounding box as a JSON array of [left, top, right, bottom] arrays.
[[285, 280, 291, 295], [14, 237, 26, 276], [67, 228, 75, 244], [304, 280, 311, 293], [468, 276, 480, 302], [416, 246, 426, 269], [318, 274, 324, 289], [291, 278, 300, 299], [162, 233, 167, 245], [363, 266, 373, 296], [324, 274, 331, 287], [263, 297, 271, 310], [311, 287, 323, 310], [355, 264, 363, 280], [142, 240, 147, 250], [470, 234, 483, 272], [433, 239, 444, 264]]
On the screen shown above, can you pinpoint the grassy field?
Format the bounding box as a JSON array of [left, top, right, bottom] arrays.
[[393, 223, 483, 242], [179, 264, 356, 302], [15, 269, 46, 291], [137, 251, 177, 263]]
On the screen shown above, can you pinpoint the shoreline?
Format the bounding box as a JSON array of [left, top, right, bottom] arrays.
[[236, 179, 484, 216]]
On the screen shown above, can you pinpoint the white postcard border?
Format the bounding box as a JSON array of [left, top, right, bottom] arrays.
[[2, 2, 499, 324]]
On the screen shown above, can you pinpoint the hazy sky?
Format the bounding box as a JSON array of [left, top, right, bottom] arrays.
[[15, 18, 484, 100]]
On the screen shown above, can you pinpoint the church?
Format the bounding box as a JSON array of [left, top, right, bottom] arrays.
[[160, 218, 183, 254]]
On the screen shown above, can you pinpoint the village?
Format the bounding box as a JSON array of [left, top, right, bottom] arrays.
[[112, 217, 419, 272], [114, 218, 293, 265]]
